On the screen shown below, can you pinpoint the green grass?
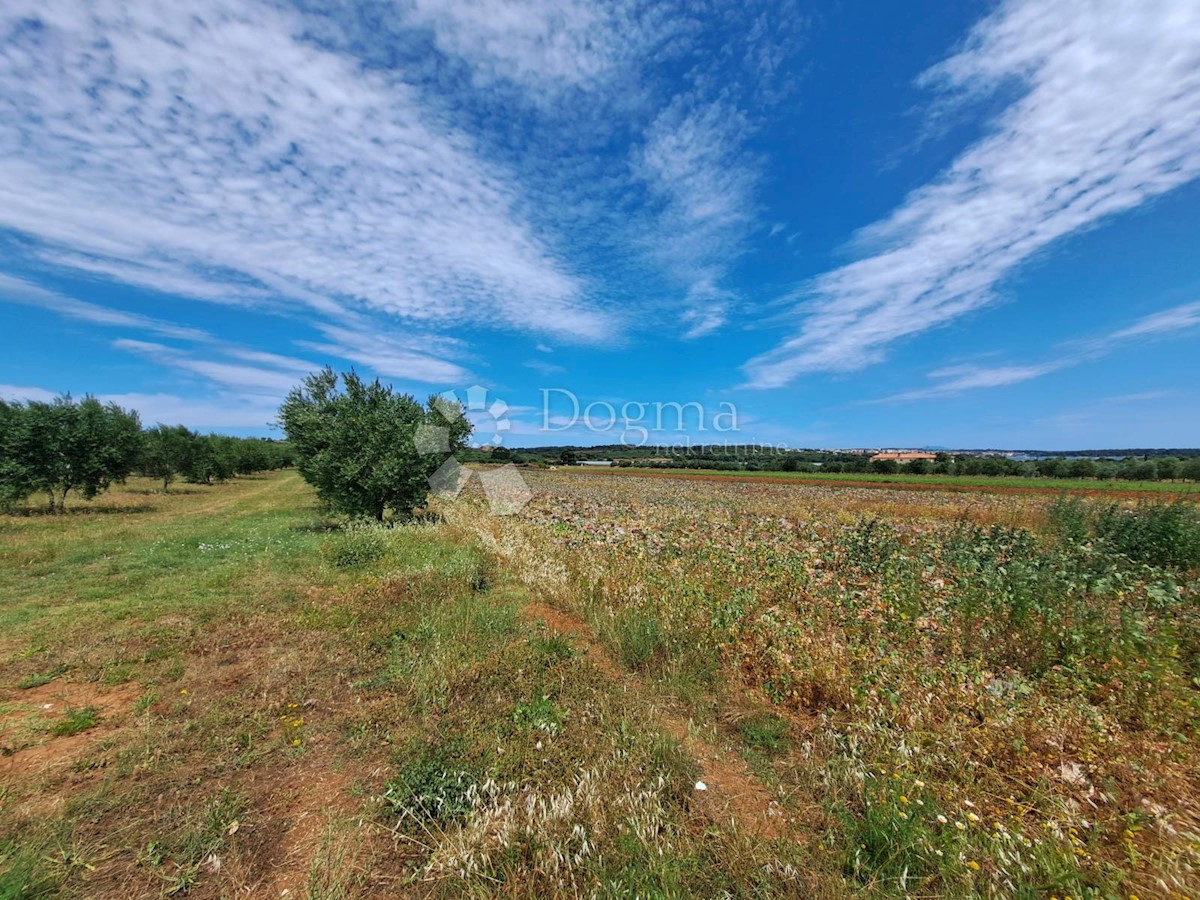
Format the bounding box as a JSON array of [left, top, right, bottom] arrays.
[[49, 707, 99, 737], [0, 470, 829, 898], [609, 465, 1200, 493]]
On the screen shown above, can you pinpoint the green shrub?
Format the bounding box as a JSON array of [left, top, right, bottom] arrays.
[[1093, 500, 1200, 569], [383, 741, 480, 825], [1051, 497, 1200, 569], [324, 520, 389, 568]]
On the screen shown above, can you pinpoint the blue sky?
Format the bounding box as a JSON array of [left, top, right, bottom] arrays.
[[1, 0, 1199, 449]]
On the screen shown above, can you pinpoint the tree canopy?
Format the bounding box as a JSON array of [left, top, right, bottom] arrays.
[[278, 368, 471, 520], [0, 395, 141, 511]]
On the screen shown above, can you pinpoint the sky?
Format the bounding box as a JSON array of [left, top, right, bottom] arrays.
[[1, 0, 1199, 450]]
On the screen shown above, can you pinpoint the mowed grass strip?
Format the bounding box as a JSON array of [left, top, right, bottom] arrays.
[[0, 471, 834, 898]]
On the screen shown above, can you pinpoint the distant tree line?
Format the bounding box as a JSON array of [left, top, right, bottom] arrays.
[[614, 451, 1200, 481], [1, 394, 292, 511], [465, 443, 1200, 482]]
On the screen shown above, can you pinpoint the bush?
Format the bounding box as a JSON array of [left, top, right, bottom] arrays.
[[383, 741, 480, 825], [1052, 497, 1200, 569], [324, 520, 390, 568], [1093, 501, 1200, 569]]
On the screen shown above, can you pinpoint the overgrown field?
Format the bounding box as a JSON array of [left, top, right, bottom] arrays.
[[452, 471, 1200, 898], [2, 470, 1198, 897], [612, 466, 1200, 495]]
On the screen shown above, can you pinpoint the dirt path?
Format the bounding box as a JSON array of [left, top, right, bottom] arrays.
[[521, 601, 788, 838]]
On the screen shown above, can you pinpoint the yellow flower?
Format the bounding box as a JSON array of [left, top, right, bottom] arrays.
[[179, 689, 188, 695], [292, 738, 301, 746], [967, 812, 980, 823], [898, 812, 909, 820], [899, 796, 909, 804], [955, 821, 967, 830], [967, 860, 981, 871]]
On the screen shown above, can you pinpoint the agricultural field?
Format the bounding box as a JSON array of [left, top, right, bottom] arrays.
[[609, 466, 1200, 496], [2, 469, 1199, 897]]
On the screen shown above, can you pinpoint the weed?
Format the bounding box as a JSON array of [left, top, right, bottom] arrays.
[[528, 632, 575, 665], [50, 707, 99, 737], [15, 667, 63, 690], [512, 695, 566, 734], [738, 713, 789, 754], [324, 520, 389, 568], [0, 841, 53, 899], [383, 740, 481, 826], [614, 609, 667, 671]]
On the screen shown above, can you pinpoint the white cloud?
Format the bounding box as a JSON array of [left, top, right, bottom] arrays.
[[113, 339, 305, 396], [0, 274, 211, 342], [0, 0, 613, 345], [404, 0, 624, 92], [876, 299, 1200, 402], [523, 358, 565, 376], [0, 382, 278, 429], [637, 97, 758, 337], [745, 0, 1200, 387], [1106, 301, 1200, 342], [97, 392, 281, 430], [0, 384, 58, 403], [300, 323, 472, 384]]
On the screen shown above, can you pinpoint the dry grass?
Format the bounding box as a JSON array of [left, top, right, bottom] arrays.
[[446, 471, 1200, 898], [1, 472, 837, 898]]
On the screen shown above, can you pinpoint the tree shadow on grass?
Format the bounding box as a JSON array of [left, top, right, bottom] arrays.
[[2, 502, 160, 517]]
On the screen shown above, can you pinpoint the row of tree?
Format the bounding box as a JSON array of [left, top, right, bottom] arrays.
[[612, 452, 1200, 481], [0, 395, 292, 511]]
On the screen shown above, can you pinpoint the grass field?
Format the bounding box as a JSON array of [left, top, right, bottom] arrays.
[[608, 466, 1200, 495], [2, 470, 1198, 897]]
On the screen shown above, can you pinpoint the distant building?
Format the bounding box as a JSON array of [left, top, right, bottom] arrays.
[[871, 451, 937, 462], [577, 460, 613, 467]]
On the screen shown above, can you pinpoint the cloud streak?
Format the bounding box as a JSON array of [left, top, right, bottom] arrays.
[[745, 0, 1200, 388], [876, 300, 1200, 402], [0, 0, 614, 351], [636, 97, 759, 337]]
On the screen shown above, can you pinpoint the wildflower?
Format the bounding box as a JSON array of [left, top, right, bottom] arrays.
[[898, 812, 909, 820], [292, 738, 301, 746], [179, 689, 188, 695], [913, 780, 925, 789], [955, 821, 967, 830], [899, 795, 909, 804], [967, 860, 981, 871], [937, 815, 948, 824], [967, 812, 980, 823]]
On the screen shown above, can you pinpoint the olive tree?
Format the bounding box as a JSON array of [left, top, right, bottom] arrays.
[[278, 368, 471, 520], [140, 424, 199, 492], [1, 395, 141, 511]]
